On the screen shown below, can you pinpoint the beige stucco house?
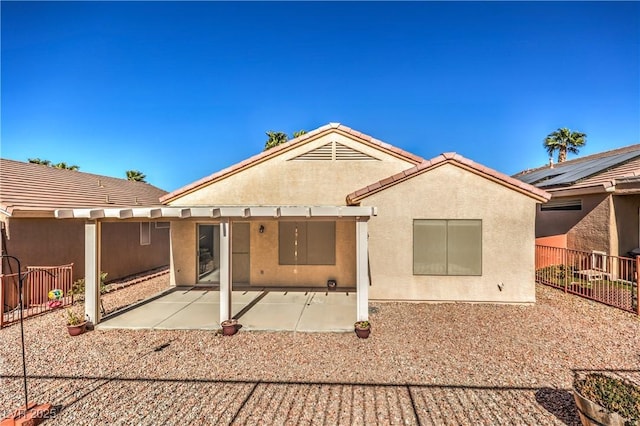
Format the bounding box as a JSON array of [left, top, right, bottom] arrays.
[[57, 123, 549, 325], [514, 144, 640, 258]]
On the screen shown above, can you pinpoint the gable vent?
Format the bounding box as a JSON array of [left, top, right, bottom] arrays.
[[335, 142, 378, 161], [291, 141, 379, 161], [292, 142, 333, 160]]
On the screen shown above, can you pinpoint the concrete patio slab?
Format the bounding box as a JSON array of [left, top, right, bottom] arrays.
[[297, 303, 355, 332], [153, 289, 204, 303], [237, 302, 306, 331], [154, 302, 219, 330], [98, 288, 356, 332], [99, 301, 190, 329]]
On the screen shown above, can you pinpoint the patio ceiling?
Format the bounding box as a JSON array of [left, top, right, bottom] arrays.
[[54, 205, 377, 220]]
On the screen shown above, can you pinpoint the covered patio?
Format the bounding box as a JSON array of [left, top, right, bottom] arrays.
[[55, 205, 375, 329], [98, 287, 357, 332]]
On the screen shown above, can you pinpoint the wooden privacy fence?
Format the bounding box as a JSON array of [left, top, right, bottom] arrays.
[[535, 245, 640, 315], [1, 264, 74, 328]]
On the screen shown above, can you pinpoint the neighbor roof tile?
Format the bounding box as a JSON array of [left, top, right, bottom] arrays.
[[0, 159, 167, 215]]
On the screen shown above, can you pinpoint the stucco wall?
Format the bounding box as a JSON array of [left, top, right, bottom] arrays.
[[170, 220, 197, 286], [1, 218, 169, 282], [168, 219, 356, 287], [168, 132, 415, 206], [250, 220, 355, 287], [565, 194, 611, 254], [360, 163, 539, 303], [613, 194, 640, 256], [535, 193, 609, 240], [101, 221, 170, 280], [535, 235, 567, 248], [1, 218, 84, 280]]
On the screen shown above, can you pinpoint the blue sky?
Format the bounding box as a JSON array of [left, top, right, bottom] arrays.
[[2, 1, 638, 192]]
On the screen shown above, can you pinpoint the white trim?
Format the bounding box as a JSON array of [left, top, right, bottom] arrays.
[[356, 219, 369, 322], [54, 205, 377, 220], [140, 222, 151, 245], [219, 219, 232, 324], [85, 221, 101, 324]]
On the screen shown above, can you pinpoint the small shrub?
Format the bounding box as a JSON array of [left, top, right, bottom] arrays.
[[65, 308, 84, 326], [70, 272, 109, 298], [575, 373, 640, 423], [354, 321, 370, 329]]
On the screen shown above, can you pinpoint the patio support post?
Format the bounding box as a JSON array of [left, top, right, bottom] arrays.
[[84, 220, 101, 324], [356, 218, 369, 321], [219, 218, 232, 324]]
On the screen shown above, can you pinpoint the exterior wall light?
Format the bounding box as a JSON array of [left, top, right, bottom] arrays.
[[259, 225, 265, 233]]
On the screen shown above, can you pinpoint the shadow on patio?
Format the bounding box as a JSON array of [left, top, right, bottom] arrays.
[[98, 286, 357, 332]]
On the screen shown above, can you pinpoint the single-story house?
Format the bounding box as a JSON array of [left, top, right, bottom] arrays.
[[514, 144, 640, 258], [56, 123, 549, 325], [0, 158, 170, 291]]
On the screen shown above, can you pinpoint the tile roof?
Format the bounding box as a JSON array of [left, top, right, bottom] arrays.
[[0, 158, 168, 216], [346, 152, 551, 205], [513, 143, 640, 190], [160, 123, 424, 204]]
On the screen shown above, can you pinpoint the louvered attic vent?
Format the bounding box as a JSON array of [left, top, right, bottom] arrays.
[[291, 141, 379, 161]]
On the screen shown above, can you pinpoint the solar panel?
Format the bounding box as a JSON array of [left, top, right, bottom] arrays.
[[516, 149, 640, 187], [517, 168, 561, 184], [540, 151, 640, 187]]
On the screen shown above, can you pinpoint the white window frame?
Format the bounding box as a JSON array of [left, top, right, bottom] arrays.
[[140, 222, 151, 245]]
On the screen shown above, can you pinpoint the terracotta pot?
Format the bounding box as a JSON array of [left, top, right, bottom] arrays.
[[67, 322, 87, 337], [221, 319, 238, 336], [354, 322, 370, 339]]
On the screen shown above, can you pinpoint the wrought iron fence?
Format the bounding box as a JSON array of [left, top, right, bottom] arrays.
[[535, 245, 639, 315], [1, 264, 74, 328]]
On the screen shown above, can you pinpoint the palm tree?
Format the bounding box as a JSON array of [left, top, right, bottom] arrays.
[[264, 129, 308, 151], [264, 131, 289, 150], [543, 128, 587, 163], [28, 158, 51, 166], [52, 162, 80, 171], [126, 170, 147, 182]]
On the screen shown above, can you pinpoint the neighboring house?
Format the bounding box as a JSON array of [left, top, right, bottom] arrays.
[[0, 159, 170, 284], [56, 123, 549, 325], [514, 144, 640, 258]]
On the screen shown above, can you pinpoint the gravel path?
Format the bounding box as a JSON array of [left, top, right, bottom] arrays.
[[1, 280, 639, 425]]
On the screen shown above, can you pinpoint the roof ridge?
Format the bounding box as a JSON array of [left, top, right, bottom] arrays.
[[160, 123, 424, 203], [0, 158, 166, 191], [346, 152, 550, 205], [0, 158, 168, 213]]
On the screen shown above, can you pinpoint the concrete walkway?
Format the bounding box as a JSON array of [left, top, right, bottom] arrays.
[[98, 287, 357, 332]]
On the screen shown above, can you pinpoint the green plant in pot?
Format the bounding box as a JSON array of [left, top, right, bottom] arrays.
[[573, 372, 640, 425], [354, 320, 371, 339], [65, 308, 87, 336]]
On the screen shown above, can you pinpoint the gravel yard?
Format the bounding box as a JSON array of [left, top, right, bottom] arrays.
[[1, 278, 639, 425]]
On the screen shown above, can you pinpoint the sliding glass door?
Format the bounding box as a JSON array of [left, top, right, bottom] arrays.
[[198, 224, 220, 283]]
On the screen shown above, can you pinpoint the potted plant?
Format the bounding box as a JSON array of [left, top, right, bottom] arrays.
[[65, 309, 87, 336], [573, 372, 640, 425], [221, 319, 238, 336], [354, 320, 371, 339]]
